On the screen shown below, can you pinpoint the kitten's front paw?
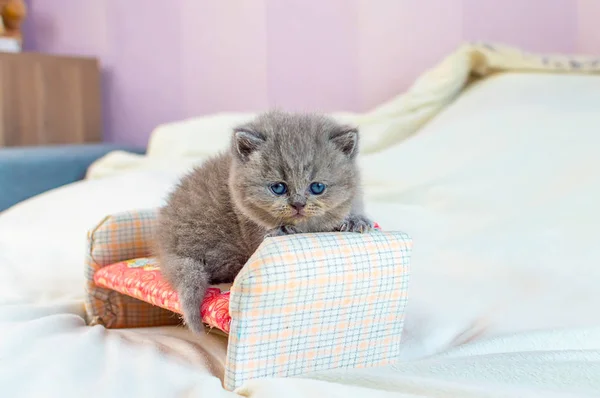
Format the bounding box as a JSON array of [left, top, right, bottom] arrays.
[[264, 225, 301, 238], [337, 214, 373, 233]]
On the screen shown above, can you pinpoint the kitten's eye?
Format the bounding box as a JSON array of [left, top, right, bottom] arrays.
[[309, 182, 326, 195], [270, 182, 288, 196]]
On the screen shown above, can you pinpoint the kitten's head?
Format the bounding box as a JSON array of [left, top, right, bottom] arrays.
[[229, 110, 361, 229]]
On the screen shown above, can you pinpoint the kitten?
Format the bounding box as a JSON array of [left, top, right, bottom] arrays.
[[155, 110, 372, 333]]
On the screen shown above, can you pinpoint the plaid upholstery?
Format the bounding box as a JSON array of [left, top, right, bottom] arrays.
[[224, 231, 412, 390], [84, 209, 181, 328]]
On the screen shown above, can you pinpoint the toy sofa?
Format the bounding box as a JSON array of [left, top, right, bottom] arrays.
[[84, 209, 413, 390]]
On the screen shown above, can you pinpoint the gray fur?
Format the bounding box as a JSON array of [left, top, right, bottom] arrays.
[[155, 110, 371, 333]]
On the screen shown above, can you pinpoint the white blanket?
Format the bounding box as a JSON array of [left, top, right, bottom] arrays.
[[240, 327, 600, 397], [2, 311, 598, 397]]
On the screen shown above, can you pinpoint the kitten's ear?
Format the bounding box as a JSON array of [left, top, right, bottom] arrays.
[[233, 128, 265, 161], [330, 126, 359, 158]]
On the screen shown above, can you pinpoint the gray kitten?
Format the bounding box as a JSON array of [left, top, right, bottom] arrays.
[[155, 110, 372, 333]]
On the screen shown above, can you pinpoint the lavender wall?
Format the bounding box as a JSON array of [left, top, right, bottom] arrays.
[[22, 0, 599, 146]]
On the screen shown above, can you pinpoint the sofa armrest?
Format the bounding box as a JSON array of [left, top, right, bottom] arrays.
[[0, 144, 145, 212]]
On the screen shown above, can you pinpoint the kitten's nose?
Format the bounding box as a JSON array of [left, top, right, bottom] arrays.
[[290, 201, 305, 211], [290, 195, 306, 212]]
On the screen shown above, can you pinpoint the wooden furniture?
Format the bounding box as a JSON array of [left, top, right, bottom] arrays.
[[0, 52, 102, 147]]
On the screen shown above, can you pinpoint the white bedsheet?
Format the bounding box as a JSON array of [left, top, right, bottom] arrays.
[[2, 72, 600, 397], [362, 73, 600, 358]]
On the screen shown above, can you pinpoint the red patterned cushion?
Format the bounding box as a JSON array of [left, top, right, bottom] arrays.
[[94, 258, 231, 333]]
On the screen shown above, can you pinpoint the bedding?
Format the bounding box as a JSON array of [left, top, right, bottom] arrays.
[[2, 43, 600, 397]]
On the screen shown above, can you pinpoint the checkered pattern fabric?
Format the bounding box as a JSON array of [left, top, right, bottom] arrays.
[[84, 209, 181, 328], [224, 231, 412, 390]]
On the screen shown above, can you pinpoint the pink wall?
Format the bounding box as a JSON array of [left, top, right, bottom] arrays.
[[22, 0, 599, 146]]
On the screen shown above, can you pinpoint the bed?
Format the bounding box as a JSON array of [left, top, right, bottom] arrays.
[[2, 45, 600, 397]]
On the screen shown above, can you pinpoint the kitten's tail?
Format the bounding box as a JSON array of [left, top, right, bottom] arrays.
[[161, 254, 209, 334]]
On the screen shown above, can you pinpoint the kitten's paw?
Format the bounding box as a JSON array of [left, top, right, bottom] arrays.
[[337, 214, 373, 233], [265, 225, 301, 238]]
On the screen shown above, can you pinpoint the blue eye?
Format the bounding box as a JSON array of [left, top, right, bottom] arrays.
[[309, 182, 326, 195], [270, 182, 288, 195]]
